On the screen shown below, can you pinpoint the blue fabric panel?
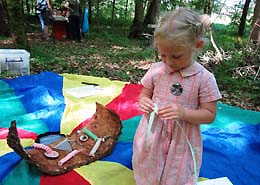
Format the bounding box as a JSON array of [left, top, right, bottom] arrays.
[[200, 124, 260, 185], [101, 142, 133, 169], [3, 72, 65, 132], [0, 152, 21, 182], [82, 7, 89, 33]]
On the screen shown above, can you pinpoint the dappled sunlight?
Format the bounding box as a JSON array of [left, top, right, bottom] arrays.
[[126, 59, 152, 70], [0, 37, 14, 46], [104, 63, 120, 69], [88, 54, 107, 60], [89, 44, 97, 48], [112, 45, 126, 50]]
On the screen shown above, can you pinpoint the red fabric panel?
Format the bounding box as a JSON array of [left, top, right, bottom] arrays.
[[40, 170, 91, 185], [106, 84, 143, 120], [0, 128, 37, 140]]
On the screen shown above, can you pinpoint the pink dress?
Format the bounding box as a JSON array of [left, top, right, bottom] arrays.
[[132, 61, 222, 185]]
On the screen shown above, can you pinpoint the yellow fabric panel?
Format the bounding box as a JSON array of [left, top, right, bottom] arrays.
[[61, 74, 127, 135], [0, 139, 34, 156], [75, 161, 136, 185], [198, 177, 208, 181]]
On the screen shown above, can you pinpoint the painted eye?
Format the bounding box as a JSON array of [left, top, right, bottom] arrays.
[[79, 135, 89, 142]]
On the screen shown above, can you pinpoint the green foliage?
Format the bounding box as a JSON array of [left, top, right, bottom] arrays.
[[90, 0, 135, 26], [212, 42, 260, 106], [161, 0, 187, 11], [27, 25, 154, 82], [0, 36, 9, 40], [0, 9, 258, 109], [198, 22, 259, 109], [213, 53, 243, 91], [210, 23, 252, 51]]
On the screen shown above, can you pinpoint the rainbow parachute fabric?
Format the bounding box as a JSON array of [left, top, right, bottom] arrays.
[[0, 71, 259, 185]]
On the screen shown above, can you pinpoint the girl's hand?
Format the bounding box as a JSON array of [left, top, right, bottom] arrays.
[[139, 97, 154, 114], [158, 104, 185, 120]]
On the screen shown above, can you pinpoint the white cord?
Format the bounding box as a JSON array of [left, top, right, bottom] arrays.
[[146, 104, 198, 184], [176, 120, 198, 185]]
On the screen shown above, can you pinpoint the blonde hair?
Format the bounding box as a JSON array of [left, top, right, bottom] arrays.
[[154, 8, 211, 48]]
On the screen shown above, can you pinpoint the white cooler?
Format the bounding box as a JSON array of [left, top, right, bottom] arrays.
[[0, 49, 30, 76]]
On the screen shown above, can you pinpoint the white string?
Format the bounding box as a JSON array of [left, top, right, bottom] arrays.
[[146, 104, 198, 184], [175, 120, 198, 185], [146, 104, 158, 148]]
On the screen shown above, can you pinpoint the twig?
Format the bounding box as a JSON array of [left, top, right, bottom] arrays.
[[211, 0, 227, 24], [254, 66, 260, 81], [209, 29, 223, 61]]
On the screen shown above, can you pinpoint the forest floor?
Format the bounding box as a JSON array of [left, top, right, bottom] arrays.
[[0, 25, 259, 112]]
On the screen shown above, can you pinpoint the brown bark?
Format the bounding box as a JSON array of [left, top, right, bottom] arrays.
[[143, 0, 160, 32], [7, 0, 29, 49], [128, 0, 145, 39], [204, 0, 214, 15], [111, 0, 116, 24], [124, 0, 128, 21], [88, 0, 92, 24], [237, 0, 251, 46], [249, 0, 260, 42], [96, 0, 100, 32], [0, 0, 10, 36]]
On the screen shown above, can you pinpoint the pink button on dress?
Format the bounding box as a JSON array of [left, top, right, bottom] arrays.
[[132, 61, 222, 185]]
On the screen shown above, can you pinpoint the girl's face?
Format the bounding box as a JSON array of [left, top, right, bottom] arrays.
[[155, 38, 194, 71]]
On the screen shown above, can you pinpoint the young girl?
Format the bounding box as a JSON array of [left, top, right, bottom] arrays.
[[132, 8, 222, 185]]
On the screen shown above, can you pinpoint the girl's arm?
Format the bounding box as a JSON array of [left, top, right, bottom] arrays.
[[158, 101, 217, 124], [138, 87, 154, 114], [182, 101, 217, 124]]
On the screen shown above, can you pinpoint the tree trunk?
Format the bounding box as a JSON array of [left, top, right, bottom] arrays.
[[25, 0, 30, 15], [249, 0, 260, 43], [88, 0, 92, 24], [128, 0, 145, 39], [204, 0, 214, 15], [0, 0, 10, 36], [96, 0, 100, 32], [143, 0, 160, 32], [124, 0, 128, 21], [111, 0, 116, 24], [7, 0, 29, 49], [237, 0, 251, 46]]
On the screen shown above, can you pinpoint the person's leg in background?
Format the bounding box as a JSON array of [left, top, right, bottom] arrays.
[[68, 15, 73, 40], [41, 10, 50, 40], [75, 15, 81, 42], [70, 15, 77, 41], [37, 13, 45, 40]]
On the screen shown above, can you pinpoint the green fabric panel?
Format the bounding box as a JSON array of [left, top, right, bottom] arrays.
[[208, 102, 260, 128], [119, 116, 142, 142], [117, 102, 260, 137], [1, 160, 40, 185], [0, 81, 25, 122], [0, 81, 48, 134]]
